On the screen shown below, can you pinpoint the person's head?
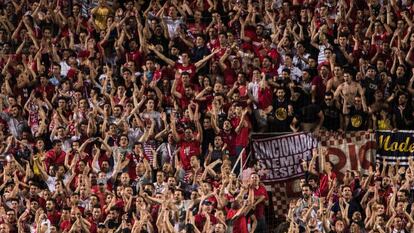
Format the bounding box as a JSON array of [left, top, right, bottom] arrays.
[[156, 171, 164, 183], [324, 92, 334, 106], [119, 134, 129, 147], [181, 72, 191, 84], [376, 59, 385, 72], [97, 223, 106, 233], [397, 189, 409, 202], [46, 199, 56, 212], [190, 155, 200, 168], [233, 103, 244, 116], [398, 93, 408, 106], [276, 88, 286, 99], [214, 135, 223, 148], [214, 223, 226, 233], [334, 219, 346, 233], [281, 68, 290, 80], [343, 72, 352, 84], [250, 173, 260, 186], [284, 54, 293, 66], [354, 95, 363, 108], [352, 211, 362, 223], [173, 189, 184, 202], [179, 52, 189, 64], [167, 176, 177, 188], [183, 127, 194, 141], [0, 223, 10, 233], [229, 57, 241, 70], [374, 202, 385, 215], [262, 56, 271, 68], [333, 65, 343, 78], [202, 199, 213, 213], [108, 207, 120, 220], [308, 175, 318, 189], [393, 216, 404, 230], [301, 184, 312, 199], [135, 162, 145, 176], [296, 41, 305, 53], [366, 66, 377, 78], [319, 64, 330, 77], [324, 160, 334, 172], [223, 119, 232, 131], [349, 222, 361, 233], [4, 209, 16, 223], [10, 105, 21, 118], [291, 87, 302, 102], [121, 172, 130, 185], [374, 20, 384, 33], [338, 34, 348, 47], [92, 205, 102, 220], [324, 47, 333, 59], [341, 185, 352, 200]]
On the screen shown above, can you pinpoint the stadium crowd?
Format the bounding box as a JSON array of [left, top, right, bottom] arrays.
[[0, 0, 413, 232]]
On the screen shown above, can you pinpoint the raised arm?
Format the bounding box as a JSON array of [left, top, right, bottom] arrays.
[[148, 44, 176, 67]]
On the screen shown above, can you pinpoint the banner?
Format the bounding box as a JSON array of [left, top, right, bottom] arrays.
[[252, 132, 318, 182], [318, 131, 376, 180], [252, 131, 375, 218], [376, 130, 414, 165]]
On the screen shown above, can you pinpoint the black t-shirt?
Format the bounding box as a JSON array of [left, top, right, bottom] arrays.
[[393, 104, 414, 130], [346, 107, 368, 131], [322, 104, 342, 131], [202, 128, 215, 156], [333, 45, 353, 67], [361, 76, 381, 105], [269, 99, 292, 132], [295, 104, 321, 124]]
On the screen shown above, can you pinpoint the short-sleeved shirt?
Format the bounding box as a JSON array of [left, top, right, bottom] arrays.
[[253, 184, 269, 219], [346, 107, 368, 131], [178, 138, 201, 170]]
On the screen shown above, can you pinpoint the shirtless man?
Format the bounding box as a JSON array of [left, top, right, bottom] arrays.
[[334, 72, 366, 110], [326, 65, 344, 93]]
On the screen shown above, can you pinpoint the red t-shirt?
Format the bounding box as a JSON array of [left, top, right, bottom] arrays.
[[227, 208, 248, 233], [127, 49, 143, 68], [194, 213, 218, 230], [178, 137, 201, 170], [261, 66, 278, 78], [223, 68, 237, 86], [174, 63, 196, 78], [230, 117, 250, 147], [60, 220, 72, 232], [255, 46, 280, 65], [47, 211, 61, 226], [317, 172, 337, 197], [258, 87, 273, 110], [238, 85, 248, 98], [311, 76, 327, 104], [220, 130, 236, 156], [45, 149, 66, 167], [253, 185, 269, 219]]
